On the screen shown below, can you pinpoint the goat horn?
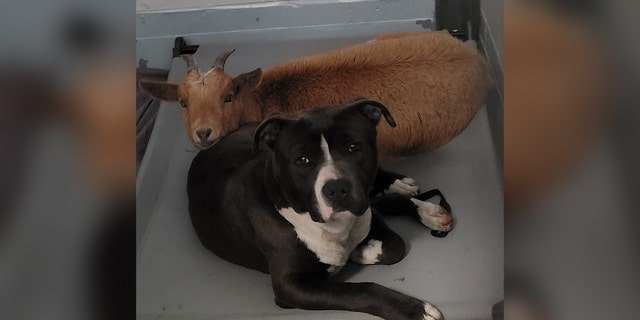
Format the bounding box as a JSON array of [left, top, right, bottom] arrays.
[[212, 49, 236, 70], [181, 54, 199, 73]]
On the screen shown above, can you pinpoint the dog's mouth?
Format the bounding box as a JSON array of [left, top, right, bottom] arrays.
[[318, 200, 370, 223], [330, 202, 369, 217], [322, 207, 371, 232]]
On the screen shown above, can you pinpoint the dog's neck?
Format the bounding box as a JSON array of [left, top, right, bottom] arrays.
[[276, 207, 371, 268]]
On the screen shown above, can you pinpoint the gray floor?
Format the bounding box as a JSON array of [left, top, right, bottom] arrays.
[[136, 36, 503, 320]]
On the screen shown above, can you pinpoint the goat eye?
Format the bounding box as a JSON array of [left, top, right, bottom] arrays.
[[347, 143, 362, 153], [179, 101, 187, 108], [295, 156, 310, 166], [224, 95, 234, 103]]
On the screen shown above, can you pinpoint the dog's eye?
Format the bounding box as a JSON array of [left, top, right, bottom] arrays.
[[295, 156, 311, 166], [179, 101, 187, 108], [347, 143, 362, 153], [224, 95, 234, 103]]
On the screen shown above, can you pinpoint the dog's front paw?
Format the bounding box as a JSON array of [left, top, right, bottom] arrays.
[[385, 177, 419, 196], [422, 302, 444, 320], [410, 198, 453, 232], [349, 239, 383, 265]]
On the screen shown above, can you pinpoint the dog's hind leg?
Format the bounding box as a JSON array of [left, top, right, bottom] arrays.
[[349, 210, 406, 265], [371, 192, 453, 233], [370, 168, 420, 197]]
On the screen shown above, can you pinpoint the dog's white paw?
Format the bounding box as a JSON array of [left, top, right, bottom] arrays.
[[349, 239, 383, 265], [385, 177, 419, 196], [410, 198, 453, 232], [422, 302, 443, 320]]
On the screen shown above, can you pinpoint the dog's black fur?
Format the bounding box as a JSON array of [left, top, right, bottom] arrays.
[[187, 100, 451, 320]]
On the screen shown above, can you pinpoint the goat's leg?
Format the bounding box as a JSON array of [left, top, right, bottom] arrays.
[[271, 275, 443, 320]]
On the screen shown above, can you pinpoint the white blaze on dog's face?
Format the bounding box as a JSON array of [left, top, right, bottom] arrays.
[[254, 100, 396, 223], [313, 135, 340, 221]]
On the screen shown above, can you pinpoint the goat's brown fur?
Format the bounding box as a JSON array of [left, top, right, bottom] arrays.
[[141, 32, 492, 158]]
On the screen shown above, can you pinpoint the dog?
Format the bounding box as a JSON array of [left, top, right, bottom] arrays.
[[187, 99, 454, 320]]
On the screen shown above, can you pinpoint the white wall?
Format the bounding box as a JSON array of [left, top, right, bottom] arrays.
[[139, 0, 324, 12], [136, 0, 436, 69], [481, 0, 503, 69]]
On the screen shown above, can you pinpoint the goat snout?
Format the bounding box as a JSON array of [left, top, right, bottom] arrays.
[[196, 128, 212, 141], [322, 179, 351, 202]]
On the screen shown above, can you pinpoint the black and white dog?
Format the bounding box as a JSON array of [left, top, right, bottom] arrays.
[[187, 99, 453, 320]]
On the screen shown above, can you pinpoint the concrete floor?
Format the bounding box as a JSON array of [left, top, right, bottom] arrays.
[[136, 36, 503, 320]]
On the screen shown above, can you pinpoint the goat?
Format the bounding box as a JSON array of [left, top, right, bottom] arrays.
[[140, 31, 492, 158]]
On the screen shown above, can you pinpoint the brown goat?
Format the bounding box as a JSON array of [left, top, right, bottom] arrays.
[[140, 31, 491, 158]]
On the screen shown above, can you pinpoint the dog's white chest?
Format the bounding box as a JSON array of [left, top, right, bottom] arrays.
[[277, 207, 371, 269]]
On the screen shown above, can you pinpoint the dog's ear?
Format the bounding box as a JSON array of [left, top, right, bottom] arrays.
[[253, 113, 292, 152], [344, 98, 396, 128]]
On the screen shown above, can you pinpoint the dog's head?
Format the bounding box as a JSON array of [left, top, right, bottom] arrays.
[[254, 99, 396, 223]]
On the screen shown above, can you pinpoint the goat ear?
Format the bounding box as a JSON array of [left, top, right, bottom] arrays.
[[233, 68, 262, 94], [345, 99, 396, 128], [253, 113, 291, 152], [139, 80, 179, 101]]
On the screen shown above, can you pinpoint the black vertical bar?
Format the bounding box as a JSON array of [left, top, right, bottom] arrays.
[[435, 0, 481, 41]]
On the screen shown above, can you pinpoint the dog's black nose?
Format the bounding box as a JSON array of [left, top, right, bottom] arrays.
[[196, 128, 212, 141], [322, 179, 351, 201]]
